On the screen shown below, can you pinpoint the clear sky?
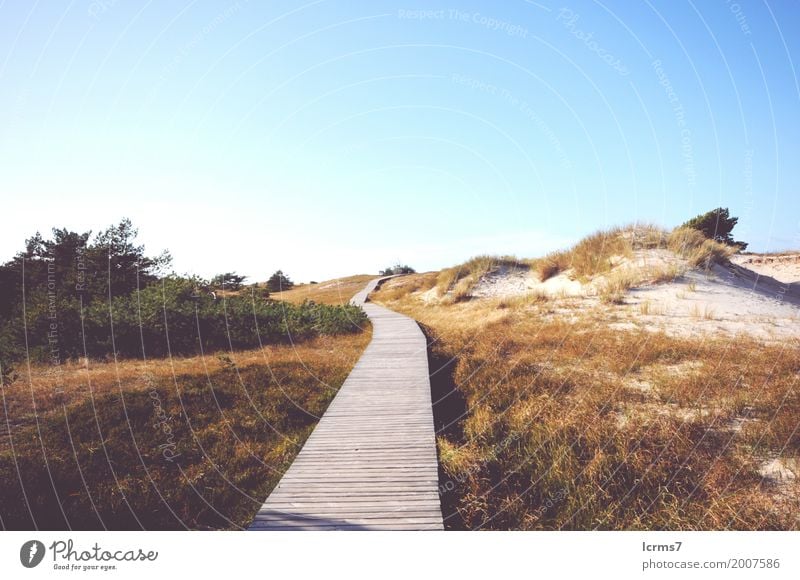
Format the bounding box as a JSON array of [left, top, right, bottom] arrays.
[[1, 1, 798, 282]]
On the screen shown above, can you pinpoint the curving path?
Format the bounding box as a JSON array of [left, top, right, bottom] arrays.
[[248, 277, 443, 530]]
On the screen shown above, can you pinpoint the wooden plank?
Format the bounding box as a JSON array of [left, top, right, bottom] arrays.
[[248, 277, 443, 531], [249, 523, 444, 531]]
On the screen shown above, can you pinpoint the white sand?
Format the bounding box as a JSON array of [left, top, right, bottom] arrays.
[[623, 263, 800, 340], [730, 253, 800, 285], [470, 265, 583, 299], [465, 250, 800, 341]]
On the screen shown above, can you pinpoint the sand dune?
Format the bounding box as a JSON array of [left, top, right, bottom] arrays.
[[462, 249, 800, 340]]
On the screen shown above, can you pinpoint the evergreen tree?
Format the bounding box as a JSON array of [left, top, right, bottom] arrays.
[[680, 207, 748, 250], [379, 264, 416, 275], [210, 272, 247, 291], [266, 270, 294, 292]]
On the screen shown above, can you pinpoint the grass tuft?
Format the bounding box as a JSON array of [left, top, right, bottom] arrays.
[[668, 228, 734, 269]]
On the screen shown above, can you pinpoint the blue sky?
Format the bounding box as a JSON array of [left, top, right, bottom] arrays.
[[1, 1, 798, 281]]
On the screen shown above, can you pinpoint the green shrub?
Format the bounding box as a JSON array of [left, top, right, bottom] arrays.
[[266, 270, 294, 292], [0, 224, 367, 365], [680, 207, 748, 250], [0, 361, 15, 386], [0, 276, 367, 364], [210, 272, 247, 291], [379, 264, 416, 276], [0, 327, 19, 385], [298, 300, 369, 335]]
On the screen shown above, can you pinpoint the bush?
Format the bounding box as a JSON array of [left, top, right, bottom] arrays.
[[0, 276, 367, 364], [627, 223, 669, 249], [0, 327, 19, 385], [299, 300, 369, 335], [210, 272, 247, 291], [266, 270, 294, 292], [254, 285, 271, 299], [0, 222, 370, 366], [596, 270, 637, 304], [0, 361, 15, 385], [379, 264, 416, 276], [680, 207, 748, 250]]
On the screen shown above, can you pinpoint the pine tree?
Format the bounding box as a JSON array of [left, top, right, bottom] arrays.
[[266, 270, 294, 292], [680, 207, 748, 250]]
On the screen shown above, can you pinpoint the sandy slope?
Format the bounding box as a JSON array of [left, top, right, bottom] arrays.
[[469, 265, 583, 299], [622, 262, 799, 340], [731, 253, 800, 285], [468, 250, 800, 340]]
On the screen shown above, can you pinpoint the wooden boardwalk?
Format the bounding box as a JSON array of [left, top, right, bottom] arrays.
[[249, 277, 443, 530]]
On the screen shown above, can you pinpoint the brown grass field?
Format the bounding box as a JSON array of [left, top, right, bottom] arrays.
[[268, 274, 376, 305], [0, 331, 371, 530], [372, 229, 800, 530]]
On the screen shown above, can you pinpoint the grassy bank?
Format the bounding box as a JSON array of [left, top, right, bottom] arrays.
[[0, 332, 371, 530], [372, 244, 799, 530], [269, 275, 376, 305]]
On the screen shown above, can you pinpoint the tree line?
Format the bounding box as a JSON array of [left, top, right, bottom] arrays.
[[0, 219, 365, 383]]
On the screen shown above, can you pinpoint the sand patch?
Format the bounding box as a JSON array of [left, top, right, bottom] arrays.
[[470, 265, 584, 299], [469, 265, 536, 298], [731, 253, 800, 285], [622, 259, 800, 340], [760, 457, 799, 482]]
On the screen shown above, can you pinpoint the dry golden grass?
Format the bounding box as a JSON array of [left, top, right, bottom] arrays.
[[668, 228, 735, 268], [3, 335, 370, 423], [0, 332, 371, 529], [269, 274, 376, 305], [532, 225, 650, 282], [534, 224, 733, 285], [382, 226, 734, 314], [690, 240, 735, 268], [372, 282, 800, 530], [667, 227, 708, 255], [646, 262, 685, 284], [496, 290, 550, 310], [567, 227, 635, 277], [374, 272, 437, 302], [628, 223, 670, 249], [534, 250, 571, 282], [596, 269, 638, 304]]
